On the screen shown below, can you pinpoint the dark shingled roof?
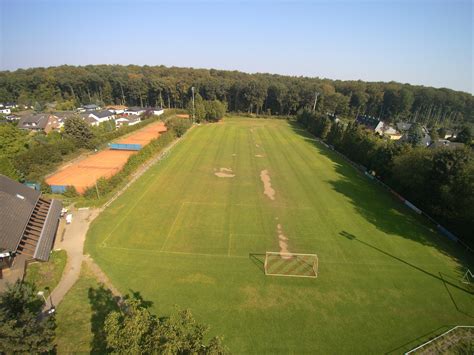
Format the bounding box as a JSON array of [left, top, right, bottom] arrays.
[[34, 199, 62, 261], [90, 110, 114, 119], [0, 175, 40, 251], [0, 175, 61, 260], [429, 140, 465, 150], [356, 115, 381, 130], [18, 114, 51, 130]]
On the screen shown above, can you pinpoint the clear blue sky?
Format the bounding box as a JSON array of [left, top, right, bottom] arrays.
[[1, 0, 472, 93]]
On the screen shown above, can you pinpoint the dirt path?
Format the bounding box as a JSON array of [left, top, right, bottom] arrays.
[[83, 255, 122, 297], [46, 208, 101, 310]]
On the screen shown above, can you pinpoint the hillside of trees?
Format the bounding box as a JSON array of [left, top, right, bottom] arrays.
[[0, 65, 472, 127]]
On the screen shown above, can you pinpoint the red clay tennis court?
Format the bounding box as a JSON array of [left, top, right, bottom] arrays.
[[46, 150, 136, 194], [46, 121, 167, 194], [116, 122, 167, 146]]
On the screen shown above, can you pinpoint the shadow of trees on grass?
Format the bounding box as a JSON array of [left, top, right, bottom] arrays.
[[288, 122, 473, 273], [88, 285, 120, 353], [87, 286, 153, 353]]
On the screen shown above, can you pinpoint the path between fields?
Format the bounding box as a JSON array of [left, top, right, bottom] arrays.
[[45, 128, 192, 310]]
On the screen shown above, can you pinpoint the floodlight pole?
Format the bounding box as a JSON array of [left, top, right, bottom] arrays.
[[312, 92, 320, 112], [37, 291, 47, 305], [191, 87, 195, 123]]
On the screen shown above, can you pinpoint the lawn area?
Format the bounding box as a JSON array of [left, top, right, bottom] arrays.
[[55, 262, 118, 353], [85, 117, 474, 353], [24, 250, 67, 296]]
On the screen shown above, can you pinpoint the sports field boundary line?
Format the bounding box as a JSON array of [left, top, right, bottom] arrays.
[[98, 243, 449, 268], [182, 201, 314, 210], [100, 244, 249, 259], [100, 126, 195, 247], [160, 202, 186, 252]]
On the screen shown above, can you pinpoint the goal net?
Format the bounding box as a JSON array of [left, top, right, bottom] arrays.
[[264, 252, 318, 278]]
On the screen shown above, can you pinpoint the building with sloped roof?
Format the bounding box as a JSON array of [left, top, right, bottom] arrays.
[[0, 175, 62, 266], [18, 114, 61, 133], [88, 110, 115, 125]]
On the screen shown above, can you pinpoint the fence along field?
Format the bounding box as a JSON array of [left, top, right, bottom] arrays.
[[86, 117, 474, 353]]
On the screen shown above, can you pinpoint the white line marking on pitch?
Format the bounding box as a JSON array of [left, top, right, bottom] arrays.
[[102, 245, 249, 259], [160, 202, 186, 252]]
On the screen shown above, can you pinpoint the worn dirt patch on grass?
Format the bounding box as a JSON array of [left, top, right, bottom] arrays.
[[277, 223, 291, 257], [215, 167, 235, 178], [255, 154, 264, 158], [260, 169, 275, 200]]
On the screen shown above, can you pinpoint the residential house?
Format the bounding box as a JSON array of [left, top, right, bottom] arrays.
[[88, 110, 115, 125], [77, 104, 100, 112], [123, 107, 147, 116], [147, 107, 164, 116], [356, 115, 384, 133], [429, 140, 464, 150], [396, 122, 432, 147], [4, 103, 19, 109], [396, 122, 412, 133], [106, 105, 128, 115], [5, 115, 20, 121], [18, 114, 62, 133], [115, 116, 141, 127], [442, 130, 457, 140], [356, 115, 400, 139], [0, 108, 11, 115]]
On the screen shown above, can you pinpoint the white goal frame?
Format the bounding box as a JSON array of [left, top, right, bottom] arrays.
[[264, 251, 318, 278], [462, 269, 473, 284]]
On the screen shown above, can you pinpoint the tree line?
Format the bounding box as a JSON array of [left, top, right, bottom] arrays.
[[0, 64, 472, 128], [297, 109, 474, 247]]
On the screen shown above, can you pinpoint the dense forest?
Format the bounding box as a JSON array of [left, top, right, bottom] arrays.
[[0, 65, 472, 127]]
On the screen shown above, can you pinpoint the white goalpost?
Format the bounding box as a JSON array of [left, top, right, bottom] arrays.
[[264, 252, 318, 278], [462, 269, 473, 284]]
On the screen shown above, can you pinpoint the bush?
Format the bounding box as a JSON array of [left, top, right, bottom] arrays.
[[63, 186, 79, 198], [165, 117, 192, 137]]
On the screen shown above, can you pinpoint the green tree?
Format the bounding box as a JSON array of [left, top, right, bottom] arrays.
[[456, 126, 472, 144], [406, 123, 424, 146], [0, 280, 56, 353], [438, 127, 447, 139], [166, 117, 192, 137], [0, 156, 20, 180], [204, 100, 227, 121], [0, 124, 30, 157], [187, 93, 206, 123], [64, 116, 94, 148], [104, 294, 227, 354], [429, 127, 439, 142]]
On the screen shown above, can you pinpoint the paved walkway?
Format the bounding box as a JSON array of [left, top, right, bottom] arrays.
[[45, 207, 101, 310]]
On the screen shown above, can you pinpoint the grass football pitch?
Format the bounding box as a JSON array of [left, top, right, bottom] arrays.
[[86, 117, 473, 353]]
